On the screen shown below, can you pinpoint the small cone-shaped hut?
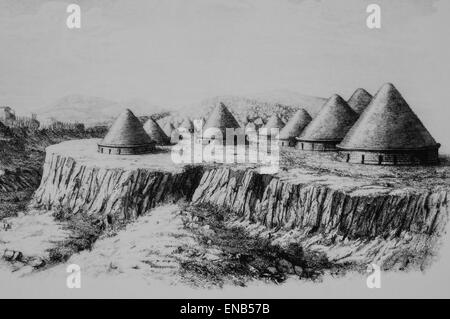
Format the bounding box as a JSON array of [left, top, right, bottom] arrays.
[[143, 118, 170, 145], [201, 102, 242, 145], [245, 121, 256, 132], [98, 109, 155, 155], [244, 121, 257, 144], [296, 94, 358, 151], [278, 109, 312, 147], [179, 117, 195, 133], [260, 114, 285, 138], [176, 117, 195, 142], [163, 122, 174, 137], [194, 117, 205, 133], [337, 83, 440, 165], [347, 88, 372, 114], [171, 129, 181, 144]]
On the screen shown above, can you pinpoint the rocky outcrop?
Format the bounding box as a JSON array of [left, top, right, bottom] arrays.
[[0, 168, 41, 192], [32, 152, 203, 223], [0, 127, 106, 195], [192, 168, 449, 239], [34, 148, 449, 239], [191, 167, 449, 269], [31, 140, 450, 270]]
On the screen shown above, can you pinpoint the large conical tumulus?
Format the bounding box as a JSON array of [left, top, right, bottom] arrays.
[[299, 94, 358, 143], [279, 109, 312, 140], [347, 88, 372, 114], [98, 109, 155, 155], [260, 114, 285, 137], [202, 102, 242, 145], [338, 83, 439, 151], [143, 118, 170, 145], [203, 102, 241, 135]]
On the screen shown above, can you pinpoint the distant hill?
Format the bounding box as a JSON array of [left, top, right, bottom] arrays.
[[37, 95, 164, 127], [172, 90, 327, 125], [37, 91, 327, 128], [241, 90, 328, 116]]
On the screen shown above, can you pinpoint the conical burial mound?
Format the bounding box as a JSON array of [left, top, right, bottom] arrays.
[[99, 109, 153, 147], [203, 102, 241, 136], [347, 88, 372, 114], [260, 114, 285, 137], [299, 94, 358, 142], [194, 117, 205, 132], [143, 118, 170, 145], [163, 122, 175, 137], [245, 121, 256, 131], [179, 117, 194, 133], [279, 109, 312, 139], [338, 83, 438, 150]]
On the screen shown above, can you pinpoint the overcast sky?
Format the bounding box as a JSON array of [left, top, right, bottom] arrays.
[[0, 0, 449, 146]]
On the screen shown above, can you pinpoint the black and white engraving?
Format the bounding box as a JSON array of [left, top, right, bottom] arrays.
[[0, 0, 449, 299]]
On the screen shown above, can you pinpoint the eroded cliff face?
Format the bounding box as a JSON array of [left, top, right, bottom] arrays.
[[191, 167, 449, 269], [31, 142, 450, 270], [32, 152, 203, 223], [191, 168, 449, 240]]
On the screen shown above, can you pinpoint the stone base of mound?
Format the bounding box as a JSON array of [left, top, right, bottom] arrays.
[[337, 148, 440, 165], [295, 139, 338, 151]]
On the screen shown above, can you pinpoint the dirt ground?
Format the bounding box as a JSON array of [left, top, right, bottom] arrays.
[[0, 204, 346, 288]]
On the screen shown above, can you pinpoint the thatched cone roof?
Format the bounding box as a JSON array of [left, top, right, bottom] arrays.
[[163, 122, 175, 137], [245, 121, 256, 131], [338, 83, 439, 151], [299, 94, 358, 142], [156, 118, 166, 128], [161, 122, 180, 144], [170, 130, 181, 144], [143, 118, 170, 145], [203, 102, 241, 137], [347, 88, 372, 114], [278, 109, 312, 139], [179, 117, 194, 133], [193, 117, 205, 132], [99, 109, 154, 147], [260, 114, 285, 137]]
